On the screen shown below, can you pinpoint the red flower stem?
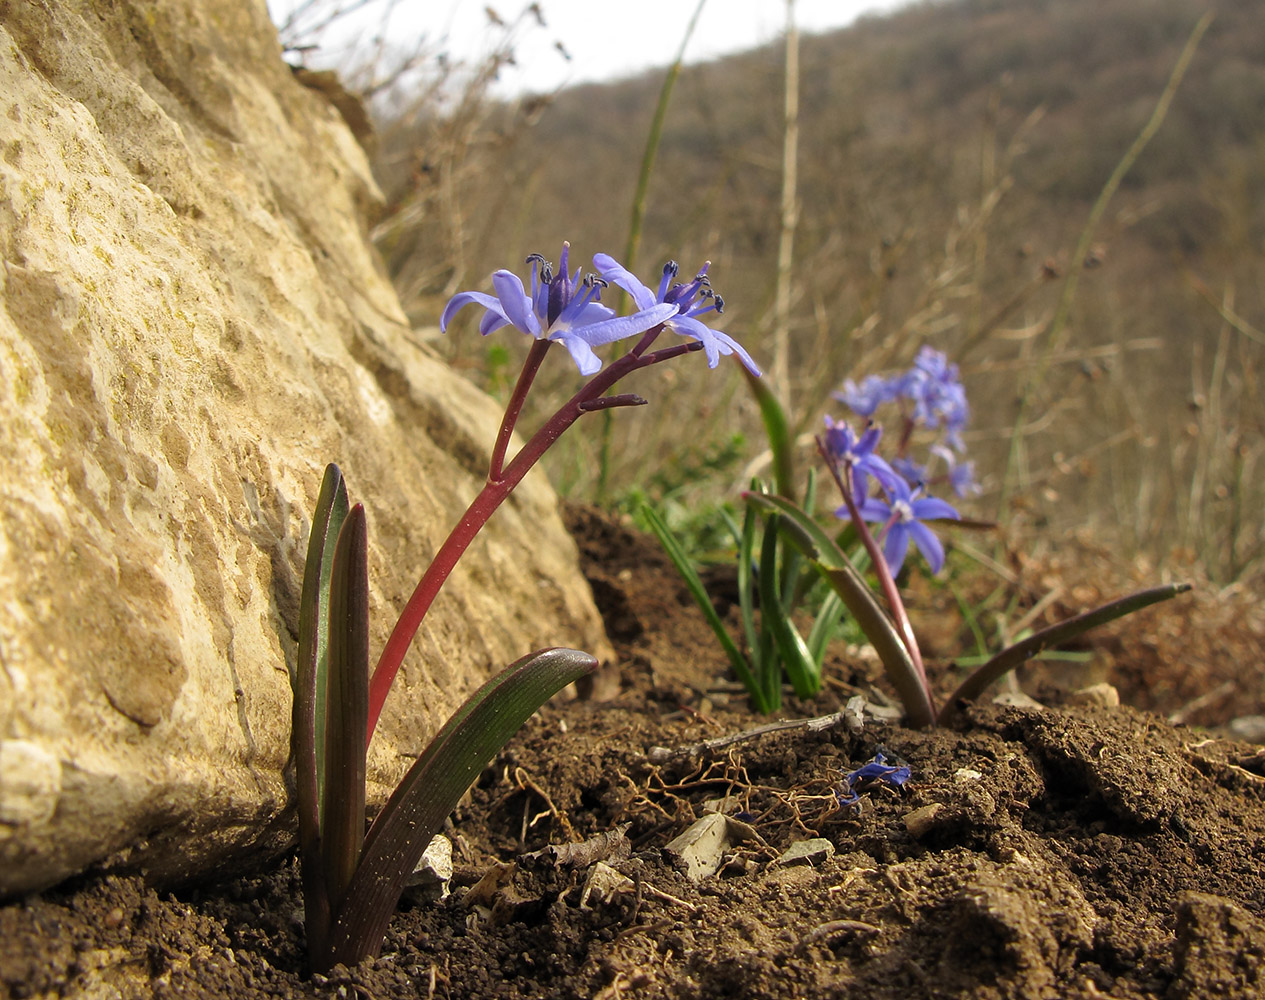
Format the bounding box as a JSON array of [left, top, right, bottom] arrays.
[[820, 442, 933, 705], [366, 331, 699, 740], [489, 340, 552, 482]]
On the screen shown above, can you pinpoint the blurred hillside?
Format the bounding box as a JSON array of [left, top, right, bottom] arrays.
[[366, 0, 1262, 582]]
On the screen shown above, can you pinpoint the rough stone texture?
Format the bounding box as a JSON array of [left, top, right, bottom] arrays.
[[0, 0, 611, 896]]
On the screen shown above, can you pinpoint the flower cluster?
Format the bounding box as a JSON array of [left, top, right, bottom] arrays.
[[837, 346, 969, 449], [442, 243, 760, 377], [822, 347, 971, 575]]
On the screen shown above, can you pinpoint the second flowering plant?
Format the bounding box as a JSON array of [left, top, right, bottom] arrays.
[[742, 348, 1188, 726], [294, 244, 759, 972]]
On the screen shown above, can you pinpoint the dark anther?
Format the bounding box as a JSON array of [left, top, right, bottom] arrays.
[[662, 260, 679, 278], [526, 253, 554, 284], [695, 271, 711, 286], [583, 274, 609, 288], [713, 294, 725, 313]]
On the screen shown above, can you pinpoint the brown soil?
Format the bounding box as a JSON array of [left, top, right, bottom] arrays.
[[2, 506, 1263, 1000]]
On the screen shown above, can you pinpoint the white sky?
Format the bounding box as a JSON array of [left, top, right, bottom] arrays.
[[269, 0, 913, 98]]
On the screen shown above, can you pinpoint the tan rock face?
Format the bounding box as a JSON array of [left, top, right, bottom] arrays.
[[0, 0, 611, 896]]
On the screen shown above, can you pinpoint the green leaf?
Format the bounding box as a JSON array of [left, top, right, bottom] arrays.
[[294, 463, 349, 959], [743, 491, 840, 567], [642, 504, 769, 713], [740, 364, 795, 499], [743, 491, 936, 728], [322, 647, 598, 969], [738, 496, 778, 711], [757, 514, 819, 699], [321, 504, 370, 908], [938, 583, 1192, 725], [806, 589, 845, 668]]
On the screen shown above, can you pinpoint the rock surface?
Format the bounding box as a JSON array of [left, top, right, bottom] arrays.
[[0, 0, 610, 896]]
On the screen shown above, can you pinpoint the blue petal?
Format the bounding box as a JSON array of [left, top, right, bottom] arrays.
[[908, 521, 945, 574], [711, 330, 762, 376], [440, 290, 503, 332], [668, 313, 721, 366], [552, 333, 602, 375], [912, 496, 959, 522], [479, 309, 512, 336], [556, 297, 616, 330], [857, 497, 891, 522], [579, 303, 677, 348], [491, 269, 541, 337], [884, 526, 910, 576], [592, 253, 658, 311]]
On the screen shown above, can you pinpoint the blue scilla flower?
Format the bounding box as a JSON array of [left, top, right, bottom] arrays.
[[835, 373, 899, 417], [822, 416, 898, 505], [900, 347, 969, 450], [858, 475, 959, 575], [592, 254, 760, 375], [440, 243, 677, 376], [929, 444, 980, 499]]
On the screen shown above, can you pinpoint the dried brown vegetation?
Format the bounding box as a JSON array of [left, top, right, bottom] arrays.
[[364, 0, 1262, 584]]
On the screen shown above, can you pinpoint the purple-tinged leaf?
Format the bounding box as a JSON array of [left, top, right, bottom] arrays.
[[294, 463, 348, 961], [938, 583, 1192, 726], [321, 504, 369, 909], [322, 647, 598, 969]]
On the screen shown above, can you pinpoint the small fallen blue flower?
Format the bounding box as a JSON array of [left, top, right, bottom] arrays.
[[593, 254, 760, 374], [857, 475, 959, 575], [440, 243, 677, 375], [836, 751, 912, 807]]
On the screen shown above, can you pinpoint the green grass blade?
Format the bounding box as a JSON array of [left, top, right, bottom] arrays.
[[757, 515, 818, 699], [321, 504, 370, 909], [325, 647, 597, 969], [743, 490, 838, 566], [642, 504, 768, 712], [740, 362, 795, 500], [738, 498, 778, 710], [294, 463, 349, 958], [597, 0, 707, 500], [938, 583, 1192, 725], [806, 589, 845, 668], [744, 489, 936, 726]]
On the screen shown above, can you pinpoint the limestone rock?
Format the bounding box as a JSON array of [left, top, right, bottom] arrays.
[[0, 0, 611, 896]]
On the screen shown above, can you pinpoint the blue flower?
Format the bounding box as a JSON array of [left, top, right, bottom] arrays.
[[822, 416, 898, 505], [928, 444, 979, 499], [899, 347, 969, 449], [857, 475, 959, 575], [891, 455, 926, 485], [835, 374, 898, 417], [592, 255, 761, 375], [836, 751, 911, 806], [440, 243, 677, 375]]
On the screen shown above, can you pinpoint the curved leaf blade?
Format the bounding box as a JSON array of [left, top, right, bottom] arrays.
[[643, 504, 769, 713], [321, 504, 370, 908], [758, 514, 818, 699], [745, 490, 935, 726], [324, 647, 598, 968], [740, 362, 795, 499], [294, 463, 349, 959], [938, 583, 1192, 725]]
